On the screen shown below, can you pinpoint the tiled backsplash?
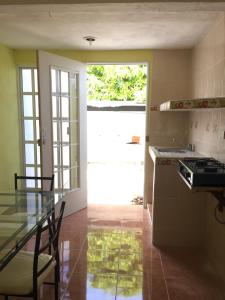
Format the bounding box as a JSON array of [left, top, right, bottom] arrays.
[[189, 13, 225, 282], [189, 110, 225, 162]]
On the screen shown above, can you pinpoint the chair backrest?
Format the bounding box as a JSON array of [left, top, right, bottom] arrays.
[[14, 173, 55, 191], [33, 200, 65, 286]]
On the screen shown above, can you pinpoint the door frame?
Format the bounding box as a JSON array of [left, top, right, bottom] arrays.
[[86, 61, 150, 208]]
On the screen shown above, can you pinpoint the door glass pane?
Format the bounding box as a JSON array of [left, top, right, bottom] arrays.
[[52, 96, 57, 118], [51, 69, 57, 93], [53, 122, 58, 142], [23, 95, 33, 117], [62, 97, 69, 118], [62, 145, 70, 166], [22, 69, 32, 92], [34, 69, 38, 93], [62, 122, 69, 142], [36, 120, 40, 140], [54, 168, 59, 189], [26, 167, 35, 188], [35, 95, 39, 117], [54, 146, 59, 166], [24, 120, 34, 141], [37, 167, 41, 188], [63, 168, 70, 189], [61, 71, 69, 93], [25, 144, 35, 164], [37, 145, 40, 165]]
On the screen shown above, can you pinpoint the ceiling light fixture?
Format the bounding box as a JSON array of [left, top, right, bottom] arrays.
[[83, 36, 96, 46]]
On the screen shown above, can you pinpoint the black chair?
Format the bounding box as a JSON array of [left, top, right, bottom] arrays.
[[0, 200, 65, 300], [14, 173, 55, 191], [14, 173, 55, 254]]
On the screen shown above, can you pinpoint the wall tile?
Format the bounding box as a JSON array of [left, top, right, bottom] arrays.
[[189, 13, 225, 284]]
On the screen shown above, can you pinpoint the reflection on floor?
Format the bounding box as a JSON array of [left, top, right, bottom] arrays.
[[3, 204, 225, 300]]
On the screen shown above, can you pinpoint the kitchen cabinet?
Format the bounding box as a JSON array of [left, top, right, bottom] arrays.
[[150, 146, 206, 247]]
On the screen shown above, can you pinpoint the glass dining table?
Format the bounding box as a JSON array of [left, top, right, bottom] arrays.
[[0, 190, 61, 272]]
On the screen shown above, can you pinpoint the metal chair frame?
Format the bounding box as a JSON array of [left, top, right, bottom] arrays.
[[14, 173, 55, 255], [1, 201, 65, 300], [14, 173, 55, 192]]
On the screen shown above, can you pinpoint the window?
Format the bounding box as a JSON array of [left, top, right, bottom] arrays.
[[20, 68, 41, 188], [19, 67, 80, 192], [51, 68, 80, 190]]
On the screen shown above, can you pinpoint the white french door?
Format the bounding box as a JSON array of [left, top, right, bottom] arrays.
[[37, 50, 87, 217]]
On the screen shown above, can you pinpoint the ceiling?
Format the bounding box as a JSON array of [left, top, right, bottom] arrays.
[[0, 3, 224, 50]]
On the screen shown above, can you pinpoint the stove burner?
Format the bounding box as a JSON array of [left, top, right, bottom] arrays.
[[204, 167, 217, 173], [178, 158, 225, 187], [196, 161, 207, 168]]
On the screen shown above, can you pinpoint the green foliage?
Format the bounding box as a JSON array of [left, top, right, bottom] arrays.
[[87, 64, 147, 103], [87, 229, 143, 297]]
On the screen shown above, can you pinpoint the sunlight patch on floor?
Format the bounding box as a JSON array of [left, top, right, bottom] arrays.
[[87, 162, 144, 205]]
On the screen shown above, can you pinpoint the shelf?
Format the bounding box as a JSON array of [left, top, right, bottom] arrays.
[[160, 97, 225, 111]]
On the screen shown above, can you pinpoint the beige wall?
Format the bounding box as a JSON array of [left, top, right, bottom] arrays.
[[150, 50, 191, 146], [146, 50, 191, 202], [190, 14, 225, 281]]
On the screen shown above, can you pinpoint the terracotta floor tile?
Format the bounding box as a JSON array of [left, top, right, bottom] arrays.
[[160, 247, 225, 300], [116, 275, 147, 300], [147, 247, 169, 300], [63, 272, 117, 300], [87, 249, 120, 274], [120, 231, 143, 254], [119, 253, 143, 275], [88, 219, 122, 227], [87, 230, 122, 251], [121, 220, 143, 228], [2, 204, 225, 300], [59, 230, 87, 250]]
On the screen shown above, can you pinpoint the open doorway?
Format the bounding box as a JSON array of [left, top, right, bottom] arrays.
[[87, 64, 148, 205]]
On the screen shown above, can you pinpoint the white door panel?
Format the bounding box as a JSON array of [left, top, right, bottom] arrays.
[[38, 50, 87, 217]]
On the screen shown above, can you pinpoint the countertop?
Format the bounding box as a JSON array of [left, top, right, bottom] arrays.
[[149, 146, 206, 163]]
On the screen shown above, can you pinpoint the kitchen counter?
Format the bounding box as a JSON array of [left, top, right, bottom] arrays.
[[149, 146, 205, 162], [149, 146, 206, 247]]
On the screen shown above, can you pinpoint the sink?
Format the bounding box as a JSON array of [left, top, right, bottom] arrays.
[[156, 147, 187, 153]]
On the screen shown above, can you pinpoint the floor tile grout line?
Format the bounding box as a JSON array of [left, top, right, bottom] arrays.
[[59, 210, 147, 300], [114, 222, 139, 299], [115, 224, 122, 300], [158, 250, 171, 300], [60, 234, 88, 300], [146, 204, 152, 226]]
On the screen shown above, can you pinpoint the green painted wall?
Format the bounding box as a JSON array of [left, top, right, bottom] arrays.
[[0, 44, 20, 189]]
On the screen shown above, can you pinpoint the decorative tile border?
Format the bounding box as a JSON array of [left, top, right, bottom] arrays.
[[150, 105, 159, 111], [156, 158, 178, 166], [160, 97, 225, 111]]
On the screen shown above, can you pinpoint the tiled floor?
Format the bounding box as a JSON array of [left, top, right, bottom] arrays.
[[1, 204, 225, 300]]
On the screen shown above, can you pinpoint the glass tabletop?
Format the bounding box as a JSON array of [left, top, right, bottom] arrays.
[[0, 190, 57, 271]]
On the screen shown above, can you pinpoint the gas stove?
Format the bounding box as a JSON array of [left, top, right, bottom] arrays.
[[178, 158, 225, 187]]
